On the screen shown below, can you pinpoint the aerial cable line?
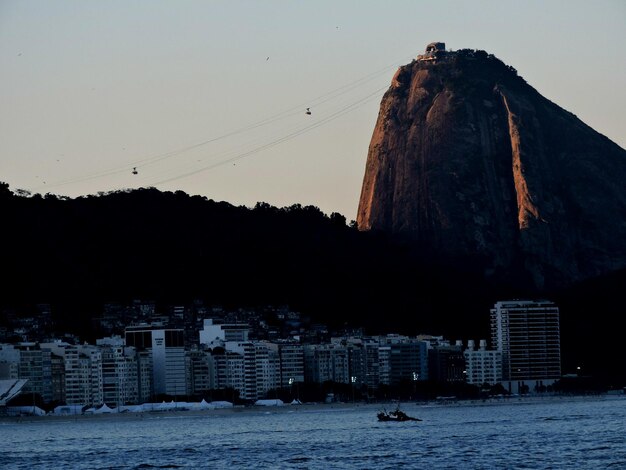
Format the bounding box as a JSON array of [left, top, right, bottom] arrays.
[[31, 107, 302, 192], [142, 64, 396, 173], [150, 84, 388, 186], [31, 54, 412, 193], [142, 113, 313, 182]]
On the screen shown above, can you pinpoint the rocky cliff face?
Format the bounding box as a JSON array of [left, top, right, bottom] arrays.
[[357, 49, 626, 288]]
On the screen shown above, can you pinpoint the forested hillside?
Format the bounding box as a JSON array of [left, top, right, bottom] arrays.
[[1, 182, 624, 383]]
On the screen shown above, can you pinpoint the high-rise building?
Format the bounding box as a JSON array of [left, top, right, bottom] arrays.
[[0, 344, 21, 380], [187, 349, 215, 395], [100, 345, 139, 406], [353, 338, 382, 390], [77, 345, 104, 407], [428, 341, 465, 383], [268, 342, 304, 388], [253, 343, 280, 399], [491, 300, 561, 394], [0, 343, 54, 403], [223, 342, 256, 400], [303, 344, 350, 384], [125, 326, 187, 397], [49, 353, 65, 403], [136, 350, 153, 403], [463, 340, 502, 386], [374, 335, 430, 386], [199, 319, 249, 345], [211, 348, 245, 398], [41, 341, 91, 406]]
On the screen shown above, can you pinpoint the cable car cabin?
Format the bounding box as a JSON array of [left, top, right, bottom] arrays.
[[132, 167, 138, 175]]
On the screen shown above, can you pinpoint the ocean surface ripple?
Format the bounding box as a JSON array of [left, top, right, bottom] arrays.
[[1, 396, 624, 469]]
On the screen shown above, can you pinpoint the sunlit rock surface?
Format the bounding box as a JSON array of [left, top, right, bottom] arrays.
[[357, 48, 626, 288]]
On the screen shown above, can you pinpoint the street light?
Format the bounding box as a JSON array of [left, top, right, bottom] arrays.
[[351, 376, 356, 403], [30, 361, 36, 415], [412, 372, 419, 399]]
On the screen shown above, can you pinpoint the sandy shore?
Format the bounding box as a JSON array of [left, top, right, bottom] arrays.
[[0, 401, 369, 423], [2, 394, 621, 424]]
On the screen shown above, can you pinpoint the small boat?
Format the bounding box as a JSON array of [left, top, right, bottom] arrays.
[[377, 406, 421, 422]]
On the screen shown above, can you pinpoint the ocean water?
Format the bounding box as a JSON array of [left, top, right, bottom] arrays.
[[1, 396, 625, 469]]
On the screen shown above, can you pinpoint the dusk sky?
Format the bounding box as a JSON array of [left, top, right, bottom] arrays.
[[1, 0, 624, 218]]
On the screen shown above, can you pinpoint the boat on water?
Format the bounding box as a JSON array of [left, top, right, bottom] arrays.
[[377, 407, 421, 422]]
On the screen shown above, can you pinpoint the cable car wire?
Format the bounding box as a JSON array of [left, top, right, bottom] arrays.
[[30, 54, 413, 193]]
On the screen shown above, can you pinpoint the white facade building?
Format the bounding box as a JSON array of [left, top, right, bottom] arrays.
[[1, 343, 53, 403], [254, 343, 280, 400], [65, 347, 90, 406], [77, 345, 104, 407], [125, 327, 187, 397], [212, 350, 245, 397], [100, 345, 139, 406], [463, 340, 502, 386], [222, 341, 280, 400], [223, 341, 255, 400], [41, 342, 100, 406]]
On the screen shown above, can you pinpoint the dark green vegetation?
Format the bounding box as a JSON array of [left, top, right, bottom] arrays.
[[1, 182, 624, 386]]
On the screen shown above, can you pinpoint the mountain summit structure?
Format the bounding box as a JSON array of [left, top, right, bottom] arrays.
[[357, 44, 626, 288]]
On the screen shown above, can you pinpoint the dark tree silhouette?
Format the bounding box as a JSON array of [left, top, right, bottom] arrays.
[[1, 183, 624, 385]]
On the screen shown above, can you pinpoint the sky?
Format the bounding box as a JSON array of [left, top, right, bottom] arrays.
[[1, 1, 625, 219]]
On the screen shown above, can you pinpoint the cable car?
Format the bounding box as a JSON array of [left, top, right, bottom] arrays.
[[132, 167, 138, 175], [305, 108, 311, 115]]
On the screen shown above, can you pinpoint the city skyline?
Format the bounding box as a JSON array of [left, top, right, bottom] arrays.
[[0, 299, 562, 410]]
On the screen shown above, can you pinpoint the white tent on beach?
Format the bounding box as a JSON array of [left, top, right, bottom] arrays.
[[185, 399, 231, 410], [196, 399, 213, 410], [94, 404, 114, 414], [254, 399, 284, 406], [210, 401, 233, 408], [157, 400, 177, 411], [53, 404, 85, 415], [140, 402, 160, 412], [130, 400, 235, 412], [119, 404, 144, 413], [6, 405, 46, 416]]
